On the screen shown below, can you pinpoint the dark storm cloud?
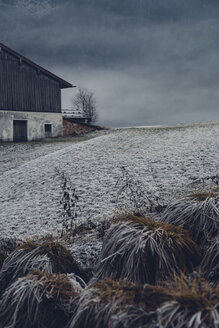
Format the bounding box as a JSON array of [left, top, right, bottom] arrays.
[[0, 0, 219, 126]]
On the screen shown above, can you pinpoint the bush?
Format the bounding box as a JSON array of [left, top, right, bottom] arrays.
[[161, 191, 219, 248], [0, 237, 86, 296], [95, 215, 201, 284], [0, 270, 80, 328]]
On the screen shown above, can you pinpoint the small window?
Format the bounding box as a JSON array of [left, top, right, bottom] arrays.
[[45, 124, 52, 137]]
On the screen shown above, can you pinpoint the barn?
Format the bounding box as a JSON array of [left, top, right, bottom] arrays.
[[0, 42, 73, 141]]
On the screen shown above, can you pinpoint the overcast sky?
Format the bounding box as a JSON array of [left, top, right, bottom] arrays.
[[0, 0, 219, 127]]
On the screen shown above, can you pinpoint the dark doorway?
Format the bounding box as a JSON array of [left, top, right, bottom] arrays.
[[13, 120, 27, 142], [45, 124, 52, 137]]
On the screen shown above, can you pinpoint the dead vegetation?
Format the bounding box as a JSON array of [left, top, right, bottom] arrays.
[[95, 215, 201, 284], [0, 169, 218, 327], [161, 191, 219, 248], [0, 237, 17, 254], [0, 270, 80, 328], [158, 274, 219, 328], [0, 250, 7, 269], [201, 238, 219, 284], [68, 279, 173, 328], [17, 239, 81, 274], [68, 275, 219, 328], [56, 169, 81, 238], [0, 237, 87, 297], [189, 191, 219, 202], [115, 166, 167, 215]]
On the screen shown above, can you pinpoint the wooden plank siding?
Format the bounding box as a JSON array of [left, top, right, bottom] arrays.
[[0, 48, 62, 113]]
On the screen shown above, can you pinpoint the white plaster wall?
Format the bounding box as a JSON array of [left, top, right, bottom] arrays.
[[0, 111, 63, 141]]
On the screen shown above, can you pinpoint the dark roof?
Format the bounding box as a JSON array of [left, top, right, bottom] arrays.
[[0, 42, 74, 89]]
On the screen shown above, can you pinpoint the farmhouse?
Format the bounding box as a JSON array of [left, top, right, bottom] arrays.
[[0, 42, 73, 141]]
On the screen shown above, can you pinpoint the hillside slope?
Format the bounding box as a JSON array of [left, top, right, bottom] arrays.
[[0, 122, 218, 238]]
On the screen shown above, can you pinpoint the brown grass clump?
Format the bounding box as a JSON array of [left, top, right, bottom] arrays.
[[158, 274, 219, 327], [68, 279, 173, 328], [0, 237, 86, 297], [0, 237, 17, 254], [189, 191, 219, 202], [69, 276, 219, 328], [0, 250, 7, 269], [92, 279, 172, 311], [0, 270, 80, 328], [18, 239, 81, 274], [201, 238, 219, 284], [161, 191, 219, 248], [95, 215, 201, 284]]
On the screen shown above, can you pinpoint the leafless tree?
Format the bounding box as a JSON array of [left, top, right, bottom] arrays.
[[72, 87, 98, 123]]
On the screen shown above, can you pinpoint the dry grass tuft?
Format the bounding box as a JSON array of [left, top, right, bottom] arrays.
[[161, 192, 219, 248], [0, 237, 17, 254], [68, 276, 219, 328], [189, 191, 219, 202], [68, 279, 173, 328], [0, 250, 7, 269], [92, 279, 172, 311], [95, 215, 201, 284], [0, 237, 85, 296], [158, 274, 219, 327], [0, 270, 80, 328], [201, 238, 219, 284], [18, 239, 81, 274]]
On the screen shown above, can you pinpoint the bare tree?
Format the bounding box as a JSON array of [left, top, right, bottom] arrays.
[[72, 87, 98, 123]]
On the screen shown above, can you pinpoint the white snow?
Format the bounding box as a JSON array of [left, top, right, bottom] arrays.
[[0, 121, 218, 239]]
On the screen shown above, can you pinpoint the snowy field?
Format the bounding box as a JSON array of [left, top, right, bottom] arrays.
[[0, 121, 219, 239], [0, 133, 101, 176]]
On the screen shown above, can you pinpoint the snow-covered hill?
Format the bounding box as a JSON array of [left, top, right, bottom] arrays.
[[0, 122, 218, 239]]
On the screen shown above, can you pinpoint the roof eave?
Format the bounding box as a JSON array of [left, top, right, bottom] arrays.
[[61, 83, 76, 89], [0, 42, 74, 89]]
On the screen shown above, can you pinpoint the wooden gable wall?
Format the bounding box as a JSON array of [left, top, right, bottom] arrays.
[[0, 48, 61, 113]]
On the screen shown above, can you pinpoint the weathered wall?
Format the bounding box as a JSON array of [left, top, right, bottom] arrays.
[[63, 119, 97, 136], [0, 111, 63, 141]]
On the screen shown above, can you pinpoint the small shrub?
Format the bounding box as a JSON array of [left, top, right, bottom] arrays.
[[0, 238, 86, 296], [95, 215, 201, 284], [115, 166, 166, 215], [56, 169, 81, 238], [0, 270, 80, 328], [96, 220, 111, 240], [161, 191, 219, 248]]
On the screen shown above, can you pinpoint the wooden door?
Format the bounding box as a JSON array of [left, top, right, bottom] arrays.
[[13, 120, 27, 142]]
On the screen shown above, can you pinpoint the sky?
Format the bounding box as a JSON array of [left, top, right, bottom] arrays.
[[0, 0, 219, 127]]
